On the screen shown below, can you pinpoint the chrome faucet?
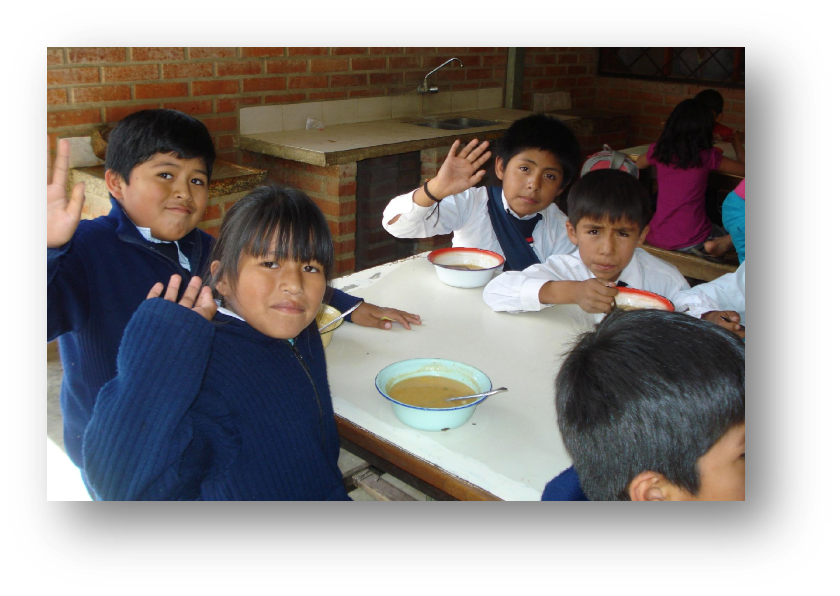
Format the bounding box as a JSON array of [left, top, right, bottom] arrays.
[[417, 57, 463, 94]]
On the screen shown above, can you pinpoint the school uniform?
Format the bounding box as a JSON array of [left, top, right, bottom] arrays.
[[483, 248, 718, 317], [676, 261, 746, 328], [382, 186, 576, 268]]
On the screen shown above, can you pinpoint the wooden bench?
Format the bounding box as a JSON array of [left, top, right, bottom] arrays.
[[642, 244, 738, 282]]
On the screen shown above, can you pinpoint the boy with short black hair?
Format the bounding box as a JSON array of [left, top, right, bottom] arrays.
[[48, 110, 418, 487], [382, 113, 581, 271], [483, 169, 733, 324], [543, 309, 745, 501]]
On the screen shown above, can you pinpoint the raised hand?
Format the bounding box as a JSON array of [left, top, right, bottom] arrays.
[[422, 138, 492, 203], [350, 302, 422, 330], [147, 274, 217, 322], [47, 138, 86, 249]]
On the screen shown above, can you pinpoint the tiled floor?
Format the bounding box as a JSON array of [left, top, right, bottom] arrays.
[[47, 344, 434, 501]]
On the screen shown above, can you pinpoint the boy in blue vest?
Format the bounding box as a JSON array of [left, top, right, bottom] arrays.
[[382, 114, 580, 271], [48, 109, 419, 488], [543, 309, 745, 501]]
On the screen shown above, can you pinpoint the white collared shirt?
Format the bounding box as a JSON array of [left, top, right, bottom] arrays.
[[135, 225, 191, 271], [381, 186, 576, 262], [675, 261, 745, 327], [483, 248, 718, 318]]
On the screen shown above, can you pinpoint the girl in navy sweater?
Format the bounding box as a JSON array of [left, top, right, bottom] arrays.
[[84, 186, 353, 500]]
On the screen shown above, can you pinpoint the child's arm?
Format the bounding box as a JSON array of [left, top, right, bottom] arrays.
[[702, 310, 745, 339], [732, 130, 745, 163], [715, 155, 745, 177], [84, 275, 219, 500], [634, 153, 650, 170], [351, 302, 422, 330], [538, 279, 619, 314], [47, 139, 86, 249]]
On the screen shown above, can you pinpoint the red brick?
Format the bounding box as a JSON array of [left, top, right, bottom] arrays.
[[389, 56, 421, 69], [309, 91, 347, 100], [330, 74, 366, 87], [264, 93, 307, 104], [370, 72, 401, 86], [215, 134, 236, 151], [48, 108, 101, 128], [466, 68, 491, 80], [193, 79, 239, 95], [162, 99, 213, 115], [132, 47, 185, 61], [203, 204, 221, 220], [163, 62, 214, 79], [311, 58, 348, 73], [328, 219, 356, 235], [243, 77, 288, 92], [370, 47, 401, 55], [68, 48, 126, 64], [48, 88, 67, 106], [288, 48, 329, 56], [349, 88, 384, 98], [48, 67, 100, 86], [201, 225, 221, 238], [643, 103, 675, 117], [103, 64, 160, 82], [529, 78, 556, 91], [105, 103, 159, 123], [288, 172, 325, 194], [216, 96, 261, 113], [557, 54, 579, 65], [73, 85, 131, 103], [524, 66, 544, 78], [216, 61, 262, 77], [404, 48, 437, 55], [568, 65, 587, 76], [544, 65, 568, 77], [468, 47, 494, 53], [483, 55, 507, 67], [241, 48, 287, 58], [201, 116, 237, 133], [335, 257, 355, 275], [351, 57, 386, 70], [135, 82, 188, 99], [333, 47, 367, 55], [266, 59, 308, 74], [333, 239, 356, 254], [47, 49, 64, 66], [289, 75, 329, 89], [731, 101, 745, 114], [189, 48, 237, 59], [436, 69, 466, 82]]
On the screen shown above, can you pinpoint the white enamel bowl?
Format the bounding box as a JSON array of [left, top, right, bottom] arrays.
[[316, 304, 345, 348], [427, 248, 505, 288]]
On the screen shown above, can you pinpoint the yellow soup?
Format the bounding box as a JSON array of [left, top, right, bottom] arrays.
[[445, 264, 485, 270], [388, 375, 478, 408]]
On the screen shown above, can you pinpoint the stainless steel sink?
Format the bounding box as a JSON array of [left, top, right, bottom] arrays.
[[408, 117, 499, 130]]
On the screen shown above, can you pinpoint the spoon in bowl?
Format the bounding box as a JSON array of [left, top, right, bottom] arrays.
[[445, 387, 508, 402], [318, 300, 364, 332]]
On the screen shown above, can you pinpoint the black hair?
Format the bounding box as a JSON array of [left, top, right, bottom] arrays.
[[205, 185, 335, 304], [495, 113, 580, 189], [105, 109, 216, 184], [566, 169, 652, 230], [555, 309, 745, 501], [694, 88, 725, 117], [650, 98, 714, 169]]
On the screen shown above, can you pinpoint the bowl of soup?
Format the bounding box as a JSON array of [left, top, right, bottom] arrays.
[[316, 304, 345, 348], [427, 248, 505, 288], [374, 358, 493, 431]]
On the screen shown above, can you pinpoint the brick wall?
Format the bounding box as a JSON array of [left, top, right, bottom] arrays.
[[47, 47, 508, 163], [520, 48, 599, 112]]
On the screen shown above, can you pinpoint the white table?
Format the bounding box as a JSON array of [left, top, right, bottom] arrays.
[[327, 254, 599, 501]]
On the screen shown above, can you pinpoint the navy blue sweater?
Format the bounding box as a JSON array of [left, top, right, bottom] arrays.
[[47, 199, 360, 475], [541, 466, 589, 501], [83, 299, 349, 500]]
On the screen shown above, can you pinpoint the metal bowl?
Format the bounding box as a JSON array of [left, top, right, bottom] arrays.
[[427, 248, 505, 288], [316, 304, 345, 348]]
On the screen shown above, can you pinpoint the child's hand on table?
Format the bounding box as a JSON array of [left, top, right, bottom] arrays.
[[148, 274, 217, 322], [350, 302, 422, 330], [48, 138, 87, 249], [573, 279, 620, 314], [702, 310, 745, 339]]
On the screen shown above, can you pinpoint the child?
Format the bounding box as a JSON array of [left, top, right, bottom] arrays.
[[84, 186, 351, 500], [722, 179, 746, 263], [543, 309, 745, 501], [483, 169, 731, 324], [634, 98, 745, 258], [695, 88, 735, 144], [382, 114, 580, 271], [48, 109, 418, 484], [679, 261, 746, 339]]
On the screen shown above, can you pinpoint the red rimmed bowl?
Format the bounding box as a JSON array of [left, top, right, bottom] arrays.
[[614, 287, 675, 311], [427, 248, 505, 288]]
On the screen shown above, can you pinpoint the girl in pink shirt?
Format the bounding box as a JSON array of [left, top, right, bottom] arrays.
[[635, 99, 745, 258]]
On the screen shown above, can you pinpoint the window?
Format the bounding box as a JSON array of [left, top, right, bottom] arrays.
[[598, 48, 744, 88]]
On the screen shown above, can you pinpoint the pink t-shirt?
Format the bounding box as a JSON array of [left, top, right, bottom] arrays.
[[734, 179, 745, 199], [645, 143, 723, 250]]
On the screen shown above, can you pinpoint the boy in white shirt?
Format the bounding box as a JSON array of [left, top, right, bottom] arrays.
[[678, 261, 745, 338], [484, 169, 734, 326], [382, 114, 580, 271]]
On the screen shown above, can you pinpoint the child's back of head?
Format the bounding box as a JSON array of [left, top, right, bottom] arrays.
[[556, 309, 745, 501], [651, 98, 714, 169], [105, 109, 217, 183], [495, 113, 581, 187], [566, 169, 652, 230], [694, 88, 725, 118]]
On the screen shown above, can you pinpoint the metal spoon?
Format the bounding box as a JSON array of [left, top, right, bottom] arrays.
[[445, 387, 508, 402], [318, 301, 363, 332]]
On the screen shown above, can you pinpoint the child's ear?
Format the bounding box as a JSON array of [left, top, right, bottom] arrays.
[[627, 471, 668, 501], [494, 156, 505, 181], [210, 260, 227, 297], [637, 225, 650, 246], [565, 220, 579, 246], [104, 169, 127, 200]]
